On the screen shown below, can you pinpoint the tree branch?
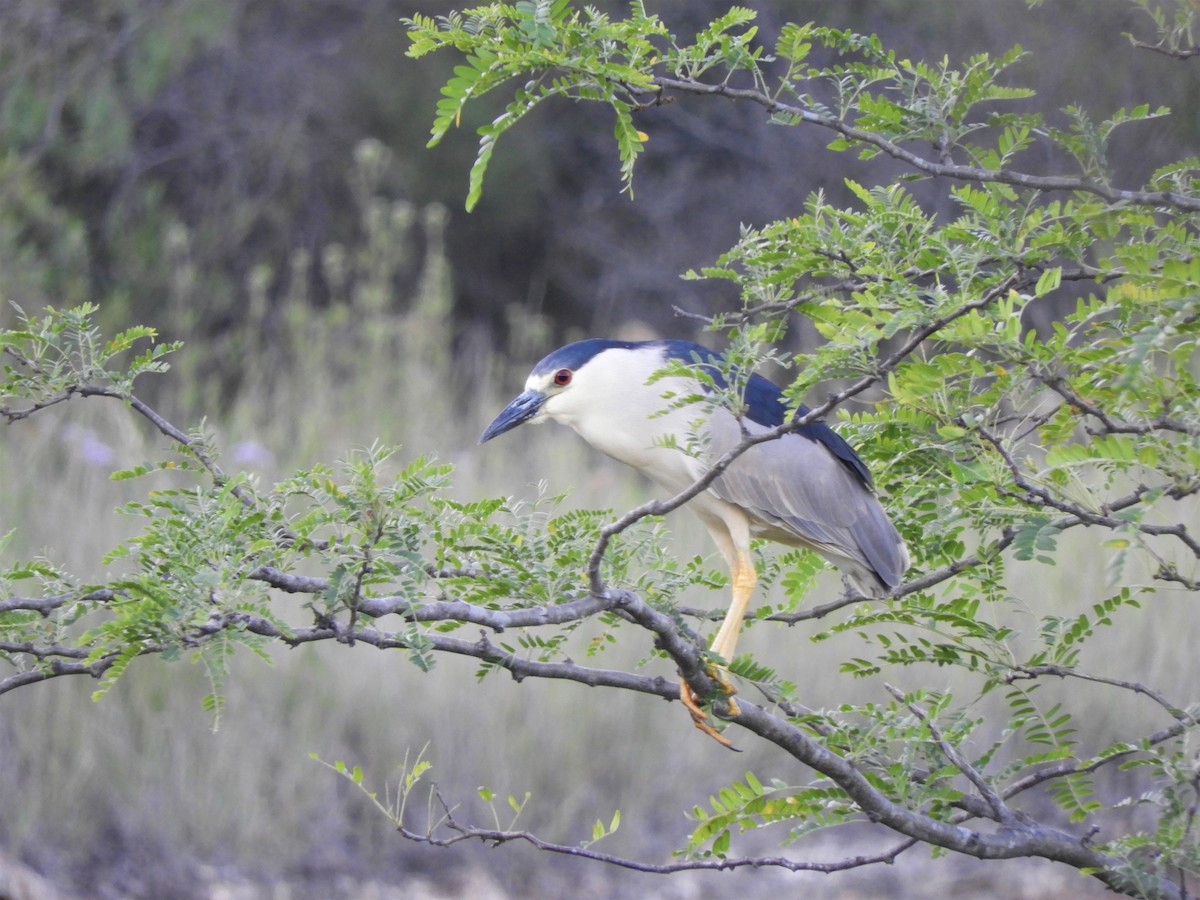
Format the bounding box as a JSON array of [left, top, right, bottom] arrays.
[[1001, 717, 1194, 803], [651, 76, 1200, 213], [1030, 368, 1199, 438], [1006, 665, 1197, 725], [1, 563, 1189, 897], [886, 683, 1016, 826], [0, 588, 120, 616], [977, 423, 1200, 559], [401, 781, 922, 874], [1130, 39, 1200, 60]]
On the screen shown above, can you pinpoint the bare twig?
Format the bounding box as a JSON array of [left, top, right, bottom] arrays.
[[976, 423, 1200, 559], [1030, 368, 1199, 438], [400, 783, 920, 874], [1002, 718, 1194, 802], [1130, 39, 1200, 60], [1005, 665, 1197, 724], [1155, 564, 1200, 591]]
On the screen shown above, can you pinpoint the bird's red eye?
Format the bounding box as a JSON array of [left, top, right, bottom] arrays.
[[553, 368, 572, 386]]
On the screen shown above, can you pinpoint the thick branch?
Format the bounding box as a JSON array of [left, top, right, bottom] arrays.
[[248, 565, 616, 631], [0, 588, 120, 616], [0, 657, 116, 696], [1, 576, 1187, 897], [520, 586, 1171, 896], [0, 640, 91, 660], [728, 697, 1161, 895]]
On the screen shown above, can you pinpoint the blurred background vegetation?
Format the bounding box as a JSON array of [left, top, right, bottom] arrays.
[[3, 0, 1196, 378], [1, 1, 1196, 897]]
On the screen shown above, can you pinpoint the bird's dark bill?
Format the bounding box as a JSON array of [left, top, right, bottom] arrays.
[[479, 390, 546, 443]]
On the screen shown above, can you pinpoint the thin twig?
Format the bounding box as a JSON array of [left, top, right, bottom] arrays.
[[977, 423, 1200, 559], [1030, 367, 1199, 438], [1005, 665, 1196, 724], [886, 683, 1015, 825], [1130, 40, 1200, 60], [652, 76, 1200, 213], [400, 789, 920, 874]]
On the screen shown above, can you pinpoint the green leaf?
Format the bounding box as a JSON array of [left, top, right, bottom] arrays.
[[1034, 266, 1062, 297]]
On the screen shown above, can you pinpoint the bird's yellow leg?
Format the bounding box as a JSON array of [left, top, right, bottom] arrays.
[[705, 554, 756, 717], [679, 514, 756, 748], [679, 547, 757, 747], [711, 555, 757, 669]]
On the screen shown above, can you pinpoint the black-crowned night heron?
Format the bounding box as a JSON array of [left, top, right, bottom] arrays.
[[481, 339, 909, 744]]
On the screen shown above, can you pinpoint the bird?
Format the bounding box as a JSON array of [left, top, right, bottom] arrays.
[[480, 338, 909, 745]]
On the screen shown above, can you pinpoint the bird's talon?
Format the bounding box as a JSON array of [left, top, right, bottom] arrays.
[[688, 701, 738, 750], [706, 666, 741, 718], [698, 653, 738, 695], [680, 676, 740, 750], [707, 661, 738, 697]]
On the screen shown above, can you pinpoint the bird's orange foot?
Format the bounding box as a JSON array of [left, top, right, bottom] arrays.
[[679, 664, 741, 751]]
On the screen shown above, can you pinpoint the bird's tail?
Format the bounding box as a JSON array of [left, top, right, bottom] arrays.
[[847, 510, 910, 596], [835, 535, 907, 600]]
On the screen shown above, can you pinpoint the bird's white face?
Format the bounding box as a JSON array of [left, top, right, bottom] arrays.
[[533, 345, 668, 430], [528, 348, 635, 425], [518, 366, 574, 426], [480, 344, 710, 488], [532, 347, 717, 482]]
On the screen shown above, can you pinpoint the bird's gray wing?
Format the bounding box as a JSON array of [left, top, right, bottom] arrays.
[[706, 414, 906, 590]]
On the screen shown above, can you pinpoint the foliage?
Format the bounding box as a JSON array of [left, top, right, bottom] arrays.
[[404, 0, 667, 209], [0, 0, 446, 380], [4, 1, 1200, 898], [0, 1, 233, 316]]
